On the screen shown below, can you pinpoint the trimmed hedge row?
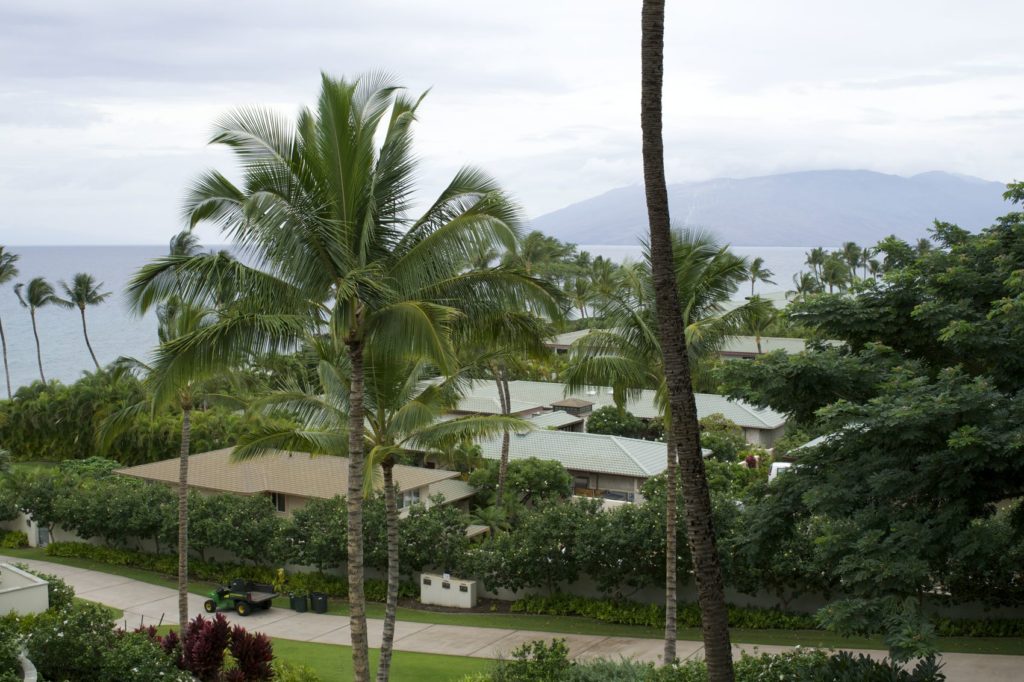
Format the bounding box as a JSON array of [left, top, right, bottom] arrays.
[[511, 594, 816, 631], [45, 542, 416, 601], [510, 593, 1024, 638]]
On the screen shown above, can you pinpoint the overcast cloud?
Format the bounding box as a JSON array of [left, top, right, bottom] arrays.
[[1, 0, 1022, 244]]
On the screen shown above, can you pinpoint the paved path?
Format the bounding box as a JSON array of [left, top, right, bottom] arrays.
[[3, 556, 1018, 680]]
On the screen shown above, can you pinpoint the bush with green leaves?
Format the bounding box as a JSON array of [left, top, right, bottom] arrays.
[[585, 407, 647, 439], [0, 531, 27, 549], [0, 617, 20, 682], [281, 495, 347, 571], [469, 457, 573, 505]]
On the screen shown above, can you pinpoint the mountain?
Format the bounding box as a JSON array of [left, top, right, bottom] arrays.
[[529, 170, 1009, 246]]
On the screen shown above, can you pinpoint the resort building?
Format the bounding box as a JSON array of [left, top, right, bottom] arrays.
[[475, 429, 709, 503], [545, 328, 823, 361], [116, 448, 476, 516], [452, 379, 788, 447]]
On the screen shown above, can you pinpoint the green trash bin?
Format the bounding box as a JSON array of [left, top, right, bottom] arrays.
[[289, 593, 308, 613], [310, 591, 328, 614]]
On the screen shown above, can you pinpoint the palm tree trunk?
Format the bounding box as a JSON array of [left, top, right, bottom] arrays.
[[177, 405, 192, 631], [0, 314, 11, 399], [756, 333, 762, 355], [494, 366, 511, 508], [377, 461, 400, 682], [346, 338, 371, 682], [641, 1, 734, 678], [79, 307, 100, 370], [663, 421, 678, 659], [29, 309, 45, 383]]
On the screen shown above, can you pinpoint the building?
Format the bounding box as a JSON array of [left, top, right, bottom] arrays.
[[475, 428, 709, 503], [117, 448, 475, 516], [546, 328, 827, 362], [454, 379, 788, 447]]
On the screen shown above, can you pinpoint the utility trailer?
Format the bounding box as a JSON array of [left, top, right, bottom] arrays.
[[203, 578, 277, 616]]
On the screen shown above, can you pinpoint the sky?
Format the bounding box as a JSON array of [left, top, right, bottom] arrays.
[[1, 0, 1022, 245]]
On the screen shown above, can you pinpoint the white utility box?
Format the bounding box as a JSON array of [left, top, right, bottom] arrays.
[[419, 573, 478, 608]]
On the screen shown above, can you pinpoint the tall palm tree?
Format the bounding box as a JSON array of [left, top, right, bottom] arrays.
[[564, 230, 742, 671], [126, 73, 556, 682], [54, 273, 111, 369], [236, 348, 522, 682], [100, 301, 225, 631], [0, 247, 20, 399], [747, 256, 775, 296], [14, 277, 57, 384], [641, 2, 734, 676]]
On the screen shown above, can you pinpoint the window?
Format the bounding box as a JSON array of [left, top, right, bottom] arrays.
[[399, 489, 421, 509], [573, 475, 591, 489], [270, 492, 286, 513]]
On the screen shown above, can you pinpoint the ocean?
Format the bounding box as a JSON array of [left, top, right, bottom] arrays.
[[0, 244, 818, 391]]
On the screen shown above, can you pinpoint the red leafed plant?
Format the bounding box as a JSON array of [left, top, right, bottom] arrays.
[[228, 624, 274, 680]]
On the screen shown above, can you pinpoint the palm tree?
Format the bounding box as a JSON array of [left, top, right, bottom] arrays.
[[820, 254, 850, 294], [739, 296, 777, 354], [641, 3, 734, 675], [563, 237, 742, 670], [235, 348, 522, 682], [805, 247, 827, 280], [0, 247, 20, 399], [789, 271, 822, 301], [100, 301, 224, 632], [14, 277, 57, 384], [126, 73, 556, 682], [748, 256, 775, 296], [840, 242, 863, 282], [54, 273, 111, 369]]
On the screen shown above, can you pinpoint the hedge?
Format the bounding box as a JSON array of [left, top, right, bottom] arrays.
[[45, 542, 416, 602], [510, 593, 1024, 638], [510, 594, 816, 631]]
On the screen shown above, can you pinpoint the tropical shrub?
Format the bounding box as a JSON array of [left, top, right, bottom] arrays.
[[0, 618, 20, 682], [469, 458, 572, 504], [0, 531, 27, 549]]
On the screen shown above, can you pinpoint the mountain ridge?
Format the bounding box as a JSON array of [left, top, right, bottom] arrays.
[[528, 170, 1008, 246]]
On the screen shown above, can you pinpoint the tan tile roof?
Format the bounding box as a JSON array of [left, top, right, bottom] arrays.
[[117, 448, 458, 499]]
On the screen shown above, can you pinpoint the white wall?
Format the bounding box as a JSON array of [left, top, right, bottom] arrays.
[[0, 563, 49, 615]]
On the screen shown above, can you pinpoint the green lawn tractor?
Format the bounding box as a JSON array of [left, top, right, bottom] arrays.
[[203, 578, 278, 617]]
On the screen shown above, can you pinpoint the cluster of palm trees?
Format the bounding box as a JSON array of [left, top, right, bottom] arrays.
[[0, 245, 111, 397], [792, 238, 930, 297]]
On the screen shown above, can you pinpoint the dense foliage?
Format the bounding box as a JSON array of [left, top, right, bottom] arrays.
[[470, 639, 946, 682], [719, 188, 1024, 653], [0, 371, 293, 465]]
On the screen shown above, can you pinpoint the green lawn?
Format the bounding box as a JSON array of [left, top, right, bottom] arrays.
[[272, 639, 487, 682], [5, 547, 1023, 657]]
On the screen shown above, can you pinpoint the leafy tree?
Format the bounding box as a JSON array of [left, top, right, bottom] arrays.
[[213, 494, 284, 565], [13, 276, 57, 383], [0, 246, 19, 399], [585, 406, 647, 439], [15, 468, 76, 537], [53, 272, 112, 369], [282, 495, 347, 572], [468, 457, 572, 506], [699, 414, 747, 463], [398, 496, 469, 575]]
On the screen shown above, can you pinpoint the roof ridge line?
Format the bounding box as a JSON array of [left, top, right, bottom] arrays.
[[608, 435, 651, 476]]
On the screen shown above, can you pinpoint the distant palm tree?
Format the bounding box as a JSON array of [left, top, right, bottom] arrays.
[[54, 273, 112, 369], [840, 242, 863, 282], [820, 254, 850, 294], [739, 296, 777, 354], [0, 247, 20, 399], [14, 277, 57, 383], [916, 238, 932, 255], [805, 247, 827, 280], [789, 271, 822, 300], [748, 256, 776, 296]]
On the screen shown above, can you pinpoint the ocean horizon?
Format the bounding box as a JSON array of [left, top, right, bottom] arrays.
[[0, 244, 820, 391]]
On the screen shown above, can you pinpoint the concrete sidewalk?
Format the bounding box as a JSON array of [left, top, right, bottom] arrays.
[[4, 555, 1019, 680]]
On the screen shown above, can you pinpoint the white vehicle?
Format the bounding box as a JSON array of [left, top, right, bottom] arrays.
[[769, 461, 793, 482]]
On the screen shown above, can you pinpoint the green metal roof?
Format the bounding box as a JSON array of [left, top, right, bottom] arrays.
[[476, 429, 670, 478], [528, 410, 584, 429]]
